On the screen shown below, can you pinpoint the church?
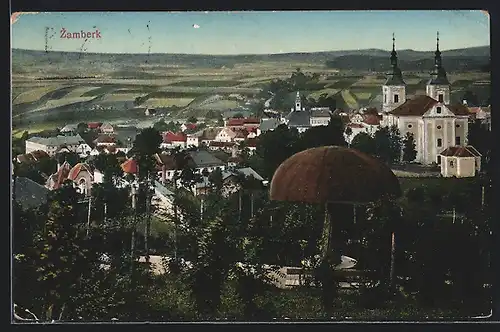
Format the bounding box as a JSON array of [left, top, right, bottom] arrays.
[[380, 33, 471, 165]]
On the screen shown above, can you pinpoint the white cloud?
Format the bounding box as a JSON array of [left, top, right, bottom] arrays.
[[192, 24, 200, 29]]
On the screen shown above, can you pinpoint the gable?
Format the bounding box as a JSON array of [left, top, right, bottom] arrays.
[[423, 104, 455, 117]]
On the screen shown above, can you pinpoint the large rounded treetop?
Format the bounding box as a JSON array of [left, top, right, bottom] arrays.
[[269, 146, 401, 204]]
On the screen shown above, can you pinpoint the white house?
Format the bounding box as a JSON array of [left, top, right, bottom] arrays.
[[25, 135, 89, 157], [439, 146, 482, 178], [161, 132, 187, 149], [310, 108, 331, 127], [215, 127, 237, 143]]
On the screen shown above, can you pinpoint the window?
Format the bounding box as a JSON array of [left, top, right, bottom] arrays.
[[455, 136, 461, 145], [449, 160, 454, 168], [456, 124, 460, 128], [407, 124, 412, 129], [438, 94, 444, 103], [437, 155, 441, 164], [394, 94, 399, 103], [437, 138, 442, 147], [436, 107, 442, 114], [384, 94, 387, 103], [437, 125, 442, 130]]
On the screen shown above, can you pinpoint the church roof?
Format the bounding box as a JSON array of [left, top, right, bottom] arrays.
[[390, 95, 471, 117], [287, 110, 310, 127], [389, 95, 438, 116], [439, 146, 482, 158]]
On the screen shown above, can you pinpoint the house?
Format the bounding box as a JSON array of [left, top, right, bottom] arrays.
[[259, 118, 281, 134], [208, 141, 236, 153], [233, 128, 248, 142], [310, 108, 331, 127], [13, 177, 49, 211], [215, 127, 237, 143], [45, 162, 95, 195], [46, 161, 72, 191], [439, 146, 482, 178], [161, 132, 187, 149], [225, 117, 260, 131], [468, 106, 491, 131], [60, 124, 78, 135], [100, 122, 114, 134], [380, 33, 471, 165], [25, 135, 89, 157], [87, 122, 102, 130], [194, 167, 265, 197], [344, 123, 366, 144], [93, 134, 117, 147], [181, 123, 197, 132], [195, 127, 222, 146], [361, 113, 381, 135], [245, 138, 258, 154], [16, 150, 50, 165], [145, 108, 156, 116], [121, 158, 139, 175]]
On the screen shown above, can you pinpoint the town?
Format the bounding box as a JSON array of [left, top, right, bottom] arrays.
[[12, 11, 493, 323]]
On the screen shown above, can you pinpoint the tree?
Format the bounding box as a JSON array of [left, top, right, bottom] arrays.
[[351, 132, 376, 156], [467, 119, 491, 171], [297, 116, 347, 151], [76, 122, 88, 135], [388, 125, 402, 163], [255, 125, 300, 179], [56, 151, 80, 166], [462, 90, 479, 106], [187, 116, 197, 124], [402, 132, 417, 163]]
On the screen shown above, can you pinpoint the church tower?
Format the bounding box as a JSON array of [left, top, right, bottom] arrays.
[[426, 32, 451, 104], [293, 91, 304, 111], [382, 33, 406, 114]]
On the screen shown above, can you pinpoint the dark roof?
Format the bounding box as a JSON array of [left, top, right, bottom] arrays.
[[189, 150, 225, 167], [362, 114, 381, 126], [260, 118, 280, 132], [287, 110, 310, 127], [446, 103, 471, 116], [310, 108, 331, 118], [14, 177, 49, 210], [389, 95, 438, 116], [270, 146, 401, 204], [440, 146, 482, 158], [385, 67, 405, 86]]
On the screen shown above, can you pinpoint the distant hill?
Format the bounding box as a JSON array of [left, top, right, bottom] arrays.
[[11, 46, 490, 72]]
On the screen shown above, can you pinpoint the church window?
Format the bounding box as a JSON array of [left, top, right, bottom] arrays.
[[449, 160, 454, 168], [437, 138, 442, 147], [436, 107, 442, 114], [438, 94, 444, 103], [455, 136, 461, 145], [394, 94, 399, 103], [437, 125, 442, 130], [437, 156, 441, 164], [456, 124, 460, 128], [384, 94, 387, 103], [407, 124, 412, 129]]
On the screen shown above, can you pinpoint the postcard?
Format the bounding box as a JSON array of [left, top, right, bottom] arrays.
[[11, 10, 493, 323]]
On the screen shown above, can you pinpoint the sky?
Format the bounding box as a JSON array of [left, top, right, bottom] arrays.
[[11, 11, 490, 55]]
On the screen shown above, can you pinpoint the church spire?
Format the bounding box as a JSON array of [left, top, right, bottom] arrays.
[[385, 33, 405, 86], [428, 31, 449, 85]]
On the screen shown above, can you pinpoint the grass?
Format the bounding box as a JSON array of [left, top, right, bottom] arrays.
[[143, 98, 195, 108], [100, 93, 147, 102], [81, 86, 120, 97], [192, 99, 241, 110], [64, 86, 102, 98], [12, 85, 65, 105], [307, 88, 340, 99], [353, 92, 372, 100], [341, 89, 359, 109], [12, 121, 65, 137], [169, 80, 242, 87], [32, 96, 97, 112]]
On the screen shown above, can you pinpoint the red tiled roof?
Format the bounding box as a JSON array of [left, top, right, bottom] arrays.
[[362, 114, 381, 126], [227, 118, 245, 126], [94, 135, 116, 143], [439, 146, 482, 157], [87, 122, 102, 129], [121, 158, 138, 174], [468, 107, 482, 114], [154, 153, 176, 169], [184, 123, 197, 130], [68, 163, 94, 181], [54, 161, 72, 189], [31, 150, 49, 160], [447, 104, 471, 116], [163, 131, 187, 143], [390, 95, 438, 116], [243, 118, 260, 125], [363, 107, 380, 116]]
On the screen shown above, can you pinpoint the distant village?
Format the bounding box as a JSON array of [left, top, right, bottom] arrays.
[[14, 35, 491, 214]]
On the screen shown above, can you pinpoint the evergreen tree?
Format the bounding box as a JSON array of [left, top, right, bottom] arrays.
[[402, 132, 417, 163]]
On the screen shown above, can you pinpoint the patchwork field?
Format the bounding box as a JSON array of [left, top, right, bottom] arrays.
[[11, 59, 490, 134]]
